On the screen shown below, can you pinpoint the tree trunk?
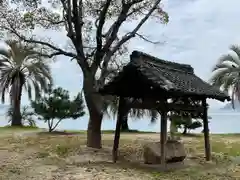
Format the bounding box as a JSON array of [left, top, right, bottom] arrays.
[[121, 110, 129, 132], [83, 77, 103, 149], [47, 119, 53, 132], [11, 86, 22, 127], [87, 111, 103, 148], [11, 99, 22, 126], [170, 120, 177, 137], [182, 126, 187, 135]]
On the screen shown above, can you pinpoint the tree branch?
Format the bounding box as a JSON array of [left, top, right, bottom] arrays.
[[135, 32, 165, 44], [61, 0, 90, 74], [52, 119, 62, 131], [91, 0, 138, 73], [96, 0, 112, 52], [72, 0, 85, 57], [1, 21, 77, 59], [101, 3, 131, 52], [111, 0, 162, 54], [96, 0, 162, 83], [62, 0, 75, 39], [90, 0, 112, 74]]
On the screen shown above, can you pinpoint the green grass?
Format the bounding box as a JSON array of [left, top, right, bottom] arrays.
[[212, 133, 240, 137], [0, 125, 39, 131], [211, 141, 240, 156]]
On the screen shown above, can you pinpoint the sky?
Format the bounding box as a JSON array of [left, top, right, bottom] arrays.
[[2, 0, 240, 110]]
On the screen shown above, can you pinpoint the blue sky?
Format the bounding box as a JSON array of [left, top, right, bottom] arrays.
[[2, 0, 240, 110]]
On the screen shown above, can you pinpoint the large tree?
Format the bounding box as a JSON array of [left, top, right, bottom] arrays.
[[0, 40, 52, 126], [211, 45, 240, 108], [0, 0, 168, 148]]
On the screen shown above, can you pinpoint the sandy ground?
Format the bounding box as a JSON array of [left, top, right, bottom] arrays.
[[0, 131, 239, 180]]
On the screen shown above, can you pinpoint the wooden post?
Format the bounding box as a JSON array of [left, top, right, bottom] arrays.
[[202, 98, 211, 161], [112, 97, 126, 163], [160, 109, 168, 165]]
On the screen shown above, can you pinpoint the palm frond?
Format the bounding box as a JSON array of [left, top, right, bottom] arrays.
[[0, 40, 53, 103], [210, 68, 239, 87], [211, 44, 240, 109], [230, 45, 240, 65], [146, 109, 159, 123], [217, 53, 240, 68], [213, 62, 238, 71], [0, 46, 13, 59], [129, 108, 145, 119], [102, 95, 119, 118], [5, 40, 36, 64]]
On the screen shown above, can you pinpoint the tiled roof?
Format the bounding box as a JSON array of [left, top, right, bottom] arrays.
[[99, 51, 230, 102]]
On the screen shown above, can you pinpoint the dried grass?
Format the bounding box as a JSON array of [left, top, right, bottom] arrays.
[[0, 132, 240, 179]]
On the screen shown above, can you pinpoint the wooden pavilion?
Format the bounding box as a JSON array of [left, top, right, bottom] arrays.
[[98, 51, 230, 165]]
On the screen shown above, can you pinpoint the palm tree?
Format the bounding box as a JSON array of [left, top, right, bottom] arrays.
[[211, 45, 240, 108], [0, 40, 53, 126], [6, 105, 37, 127], [102, 96, 159, 131]]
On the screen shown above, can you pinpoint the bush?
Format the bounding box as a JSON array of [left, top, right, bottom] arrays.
[[31, 87, 85, 132]]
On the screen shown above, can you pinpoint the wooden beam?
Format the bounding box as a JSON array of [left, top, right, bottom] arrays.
[[160, 107, 168, 165], [202, 98, 211, 161], [112, 97, 126, 163], [129, 100, 204, 113]]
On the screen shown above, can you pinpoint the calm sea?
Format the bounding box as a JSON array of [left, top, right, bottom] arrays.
[[0, 108, 238, 134]]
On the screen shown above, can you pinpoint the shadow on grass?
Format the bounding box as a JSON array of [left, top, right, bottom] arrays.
[[37, 131, 82, 136]]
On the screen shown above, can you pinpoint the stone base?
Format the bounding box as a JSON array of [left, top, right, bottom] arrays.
[[143, 140, 186, 164]]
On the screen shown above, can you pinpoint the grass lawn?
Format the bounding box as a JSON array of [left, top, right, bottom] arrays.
[[0, 128, 240, 180]]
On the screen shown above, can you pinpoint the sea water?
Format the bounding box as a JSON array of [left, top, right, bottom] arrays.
[[0, 108, 239, 134]]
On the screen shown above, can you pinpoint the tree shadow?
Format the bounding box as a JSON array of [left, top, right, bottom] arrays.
[[36, 131, 81, 136]]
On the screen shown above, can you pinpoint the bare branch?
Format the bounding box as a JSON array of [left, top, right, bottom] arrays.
[[60, 0, 90, 73], [72, 0, 85, 57], [91, 0, 141, 73], [97, 0, 163, 81], [135, 32, 164, 44], [3, 24, 77, 59], [96, 0, 112, 52], [62, 0, 75, 38], [91, 0, 112, 74], [111, 0, 162, 54], [101, 3, 131, 52]]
